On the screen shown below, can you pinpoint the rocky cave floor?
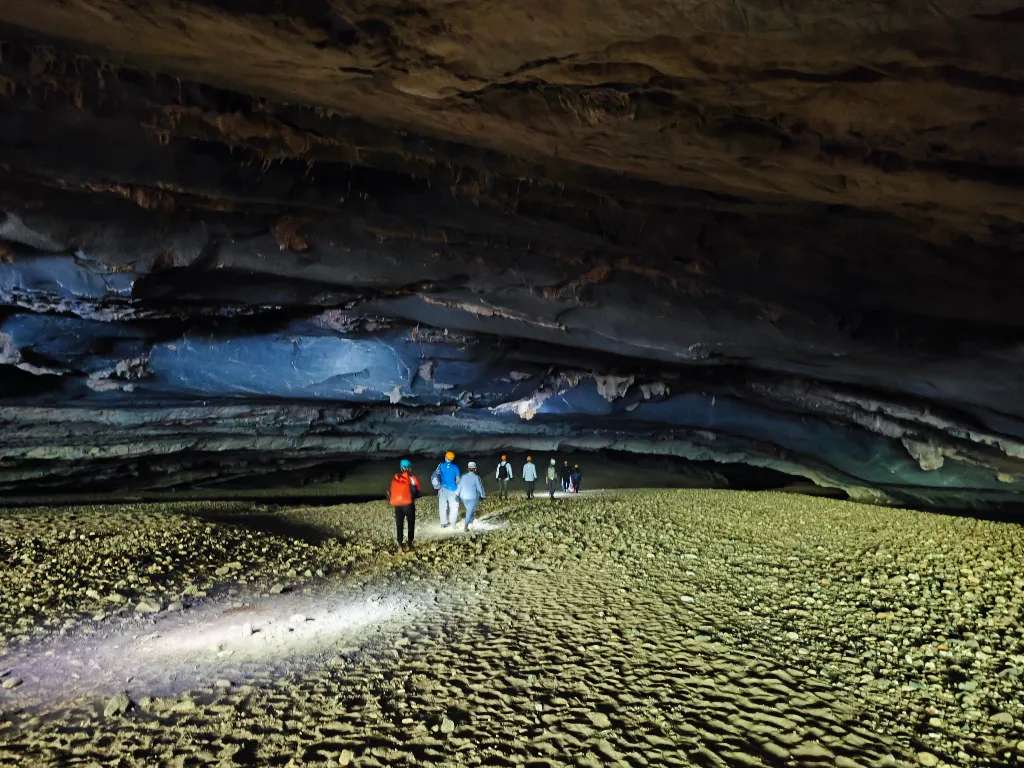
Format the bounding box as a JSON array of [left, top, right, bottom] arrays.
[[0, 491, 1022, 768]]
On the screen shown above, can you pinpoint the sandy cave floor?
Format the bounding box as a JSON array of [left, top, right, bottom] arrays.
[[0, 490, 1022, 768]]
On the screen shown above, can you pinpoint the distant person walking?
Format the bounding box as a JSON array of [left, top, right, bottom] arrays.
[[560, 460, 572, 492], [387, 459, 421, 551], [546, 458, 559, 500], [522, 455, 537, 499], [433, 451, 461, 528], [495, 454, 514, 499], [571, 464, 582, 493], [458, 461, 486, 531]]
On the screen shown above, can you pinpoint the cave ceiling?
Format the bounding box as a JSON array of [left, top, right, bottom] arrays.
[[0, 1, 1023, 506]]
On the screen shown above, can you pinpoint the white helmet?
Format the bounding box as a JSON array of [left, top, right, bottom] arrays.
[[550, 458, 556, 464], [467, 461, 478, 470]]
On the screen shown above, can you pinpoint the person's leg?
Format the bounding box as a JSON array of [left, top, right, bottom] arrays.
[[438, 489, 447, 526], [408, 506, 416, 546], [447, 490, 460, 527], [395, 506, 404, 545], [464, 499, 476, 529]]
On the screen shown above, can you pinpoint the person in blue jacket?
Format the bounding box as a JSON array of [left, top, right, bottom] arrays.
[[433, 450, 461, 528], [457, 461, 486, 531]]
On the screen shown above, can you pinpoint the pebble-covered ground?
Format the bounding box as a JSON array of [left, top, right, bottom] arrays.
[[0, 490, 1022, 767]]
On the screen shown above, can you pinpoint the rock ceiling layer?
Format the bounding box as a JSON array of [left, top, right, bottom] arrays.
[[0, 1, 1022, 506]]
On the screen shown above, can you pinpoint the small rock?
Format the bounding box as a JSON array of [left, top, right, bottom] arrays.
[[917, 752, 939, 767], [269, 583, 288, 595], [214, 678, 232, 690], [680, 595, 695, 604], [104, 691, 131, 717], [990, 711, 1014, 726], [439, 716, 455, 735], [1, 677, 22, 690], [586, 711, 612, 728], [338, 749, 354, 766], [134, 598, 162, 614], [172, 697, 197, 713]]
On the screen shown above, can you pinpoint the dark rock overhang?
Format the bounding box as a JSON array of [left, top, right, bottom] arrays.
[[0, 3, 1022, 506]]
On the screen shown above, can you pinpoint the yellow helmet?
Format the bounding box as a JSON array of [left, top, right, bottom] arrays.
[[445, 451, 455, 461]]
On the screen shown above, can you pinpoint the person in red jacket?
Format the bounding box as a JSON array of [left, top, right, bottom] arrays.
[[387, 458, 421, 551]]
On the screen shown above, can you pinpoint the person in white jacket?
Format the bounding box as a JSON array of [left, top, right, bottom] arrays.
[[457, 461, 486, 531], [521, 455, 538, 499], [495, 454, 514, 499]]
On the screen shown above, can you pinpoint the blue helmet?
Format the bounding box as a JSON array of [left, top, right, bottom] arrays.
[[399, 459, 412, 470]]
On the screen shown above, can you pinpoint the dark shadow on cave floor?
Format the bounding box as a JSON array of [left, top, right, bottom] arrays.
[[172, 508, 345, 545]]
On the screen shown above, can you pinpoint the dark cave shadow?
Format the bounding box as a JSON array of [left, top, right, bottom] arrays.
[[176, 507, 344, 546]]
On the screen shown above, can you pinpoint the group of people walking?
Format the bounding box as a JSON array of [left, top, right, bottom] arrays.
[[521, 456, 583, 499], [386, 452, 583, 550]]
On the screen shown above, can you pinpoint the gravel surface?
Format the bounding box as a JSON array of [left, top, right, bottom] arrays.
[[0, 490, 1021, 767]]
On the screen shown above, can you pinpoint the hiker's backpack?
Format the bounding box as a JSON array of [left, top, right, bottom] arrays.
[[389, 474, 414, 506], [431, 465, 442, 490]]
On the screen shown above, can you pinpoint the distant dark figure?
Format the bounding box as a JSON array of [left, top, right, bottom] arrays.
[[522, 455, 537, 499], [495, 454, 514, 499], [560, 460, 572, 492], [570, 464, 582, 493], [546, 459, 559, 500], [387, 458, 421, 551]]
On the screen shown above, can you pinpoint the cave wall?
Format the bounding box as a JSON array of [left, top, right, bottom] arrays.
[[0, 3, 1022, 506]]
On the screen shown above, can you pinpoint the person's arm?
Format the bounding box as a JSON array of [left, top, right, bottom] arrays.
[[478, 476, 486, 498], [495, 465, 500, 480]]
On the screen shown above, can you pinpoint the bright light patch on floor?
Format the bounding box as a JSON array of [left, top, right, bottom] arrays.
[[138, 594, 403, 664], [2, 590, 420, 709]]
